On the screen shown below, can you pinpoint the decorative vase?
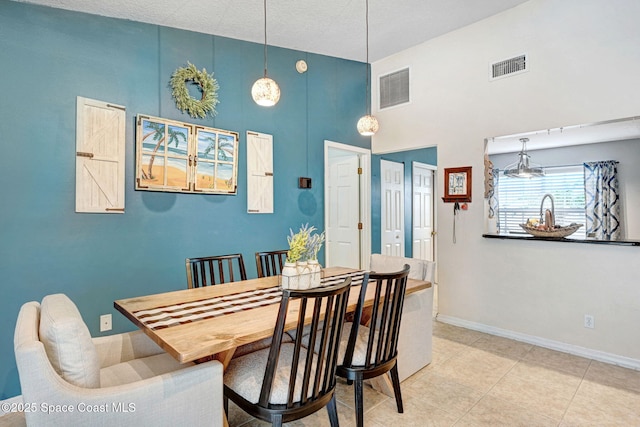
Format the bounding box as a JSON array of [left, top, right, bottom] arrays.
[[308, 259, 322, 288], [297, 261, 311, 290], [281, 262, 299, 290]]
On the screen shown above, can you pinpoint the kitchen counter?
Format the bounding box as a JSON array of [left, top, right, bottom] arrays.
[[482, 233, 640, 246]]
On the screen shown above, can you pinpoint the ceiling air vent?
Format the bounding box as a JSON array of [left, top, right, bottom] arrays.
[[379, 68, 410, 109], [490, 54, 528, 81]]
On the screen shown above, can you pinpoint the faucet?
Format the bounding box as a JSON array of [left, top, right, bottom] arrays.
[[539, 193, 555, 228]]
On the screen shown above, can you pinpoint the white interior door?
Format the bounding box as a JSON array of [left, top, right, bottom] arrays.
[[326, 152, 360, 268], [381, 159, 405, 256], [412, 162, 434, 261]]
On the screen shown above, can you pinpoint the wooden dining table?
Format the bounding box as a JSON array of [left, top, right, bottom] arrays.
[[114, 267, 431, 369]]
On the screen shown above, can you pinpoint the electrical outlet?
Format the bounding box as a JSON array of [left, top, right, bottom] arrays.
[[584, 314, 595, 329], [100, 314, 112, 332]]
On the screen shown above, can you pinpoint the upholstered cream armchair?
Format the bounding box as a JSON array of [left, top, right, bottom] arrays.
[[369, 254, 434, 381], [14, 294, 223, 426]]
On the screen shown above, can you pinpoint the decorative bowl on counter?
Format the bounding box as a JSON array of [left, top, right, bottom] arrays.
[[519, 223, 583, 238]]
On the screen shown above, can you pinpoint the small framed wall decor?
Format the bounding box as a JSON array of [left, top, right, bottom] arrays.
[[443, 166, 472, 203]]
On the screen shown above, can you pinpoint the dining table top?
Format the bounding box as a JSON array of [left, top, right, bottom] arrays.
[[114, 266, 431, 364]]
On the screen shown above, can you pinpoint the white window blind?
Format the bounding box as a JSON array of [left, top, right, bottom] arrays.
[[496, 165, 586, 238]]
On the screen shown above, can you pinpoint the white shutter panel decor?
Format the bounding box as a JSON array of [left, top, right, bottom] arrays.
[[246, 131, 274, 214], [75, 97, 126, 213]]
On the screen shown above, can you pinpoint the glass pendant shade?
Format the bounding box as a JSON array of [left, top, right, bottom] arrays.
[[251, 77, 280, 107], [504, 138, 544, 178], [357, 114, 379, 136]]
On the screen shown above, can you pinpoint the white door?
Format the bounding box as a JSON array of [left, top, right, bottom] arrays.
[[412, 162, 434, 261], [326, 152, 360, 268], [381, 159, 404, 256]]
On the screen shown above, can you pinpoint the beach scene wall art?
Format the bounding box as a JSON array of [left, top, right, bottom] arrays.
[[135, 114, 238, 194]]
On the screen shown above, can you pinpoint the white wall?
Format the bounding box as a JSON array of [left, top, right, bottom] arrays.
[[372, 0, 640, 367]]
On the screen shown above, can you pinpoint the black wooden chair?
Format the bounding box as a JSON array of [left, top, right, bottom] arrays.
[[223, 278, 352, 427], [185, 254, 247, 288], [336, 265, 410, 427], [255, 250, 288, 278]]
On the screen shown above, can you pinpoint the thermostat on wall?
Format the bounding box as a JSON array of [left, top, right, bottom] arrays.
[[298, 177, 312, 188]]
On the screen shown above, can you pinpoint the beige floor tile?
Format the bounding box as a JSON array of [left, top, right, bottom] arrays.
[[333, 378, 389, 412], [433, 348, 517, 393], [456, 395, 558, 427], [561, 379, 640, 426], [430, 346, 456, 365], [366, 394, 459, 427], [432, 335, 475, 359], [433, 322, 487, 345], [0, 412, 25, 427], [488, 361, 582, 420], [583, 360, 640, 393], [522, 345, 591, 377], [227, 400, 257, 426], [404, 371, 484, 417], [470, 334, 533, 360]]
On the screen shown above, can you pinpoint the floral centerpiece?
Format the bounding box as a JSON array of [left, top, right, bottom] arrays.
[[282, 224, 325, 289]]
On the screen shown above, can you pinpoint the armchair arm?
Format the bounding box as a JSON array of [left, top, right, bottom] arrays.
[[19, 339, 223, 427], [93, 330, 164, 368]]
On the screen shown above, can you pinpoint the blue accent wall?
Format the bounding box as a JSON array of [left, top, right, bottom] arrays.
[[371, 148, 437, 256], [0, 1, 370, 398]]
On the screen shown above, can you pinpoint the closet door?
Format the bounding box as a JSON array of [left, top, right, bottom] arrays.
[[75, 97, 126, 213], [246, 131, 274, 213]]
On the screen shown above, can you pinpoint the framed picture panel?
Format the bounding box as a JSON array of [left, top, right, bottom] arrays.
[[135, 114, 238, 194]]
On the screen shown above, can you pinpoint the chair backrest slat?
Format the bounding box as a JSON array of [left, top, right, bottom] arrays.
[[185, 254, 247, 288], [258, 278, 352, 410], [255, 250, 288, 278], [345, 265, 410, 369]]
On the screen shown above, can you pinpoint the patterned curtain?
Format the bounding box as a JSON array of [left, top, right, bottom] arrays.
[[584, 161, 622, 240]]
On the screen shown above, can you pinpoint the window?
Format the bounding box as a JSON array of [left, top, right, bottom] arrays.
[[496, 165, 586, 238]]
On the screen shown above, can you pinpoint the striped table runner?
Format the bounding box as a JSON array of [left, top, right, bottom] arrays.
[[134, 270, 365, 330]]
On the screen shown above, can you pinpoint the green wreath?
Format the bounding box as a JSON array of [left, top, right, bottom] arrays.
[[170, 62, 219, 119]]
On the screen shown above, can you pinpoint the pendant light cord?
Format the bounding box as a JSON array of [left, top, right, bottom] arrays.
[[365, 0, 370, 115], [263, 0, 268, 78]]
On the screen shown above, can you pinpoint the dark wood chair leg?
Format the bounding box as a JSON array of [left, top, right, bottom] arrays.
[[223, 395, 228, 414], [354, 373, 365, 427], [272, 413, 283, 427], [390, 364, 404, 413], [327, 394, 339, 427]]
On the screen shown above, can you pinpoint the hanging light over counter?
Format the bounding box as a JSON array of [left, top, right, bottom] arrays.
[[251, 0, 280, 107], [503, 138, 545, 178], [357, 0, 378, 136]]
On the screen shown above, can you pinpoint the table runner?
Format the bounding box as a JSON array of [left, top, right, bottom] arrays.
[[134, 270, 365, 330]]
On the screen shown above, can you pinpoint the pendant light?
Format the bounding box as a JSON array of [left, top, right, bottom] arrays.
[[356, 0, 379, 136], [251, 0, 280, 107], [503, 138, 545, 178]]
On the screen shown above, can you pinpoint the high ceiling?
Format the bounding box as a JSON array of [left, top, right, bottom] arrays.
[[15, 0, 529, 62]]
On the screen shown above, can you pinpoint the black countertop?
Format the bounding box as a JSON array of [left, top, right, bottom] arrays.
[[482, 233, 640, 246]]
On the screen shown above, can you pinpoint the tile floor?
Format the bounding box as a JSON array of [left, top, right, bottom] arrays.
[[2, 320, 639, 426], [227, 320, 640, 426]]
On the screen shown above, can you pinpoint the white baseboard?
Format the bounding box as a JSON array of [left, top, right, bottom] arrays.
[[436, 314, 640, 371], [0, 395, 23, 415]]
